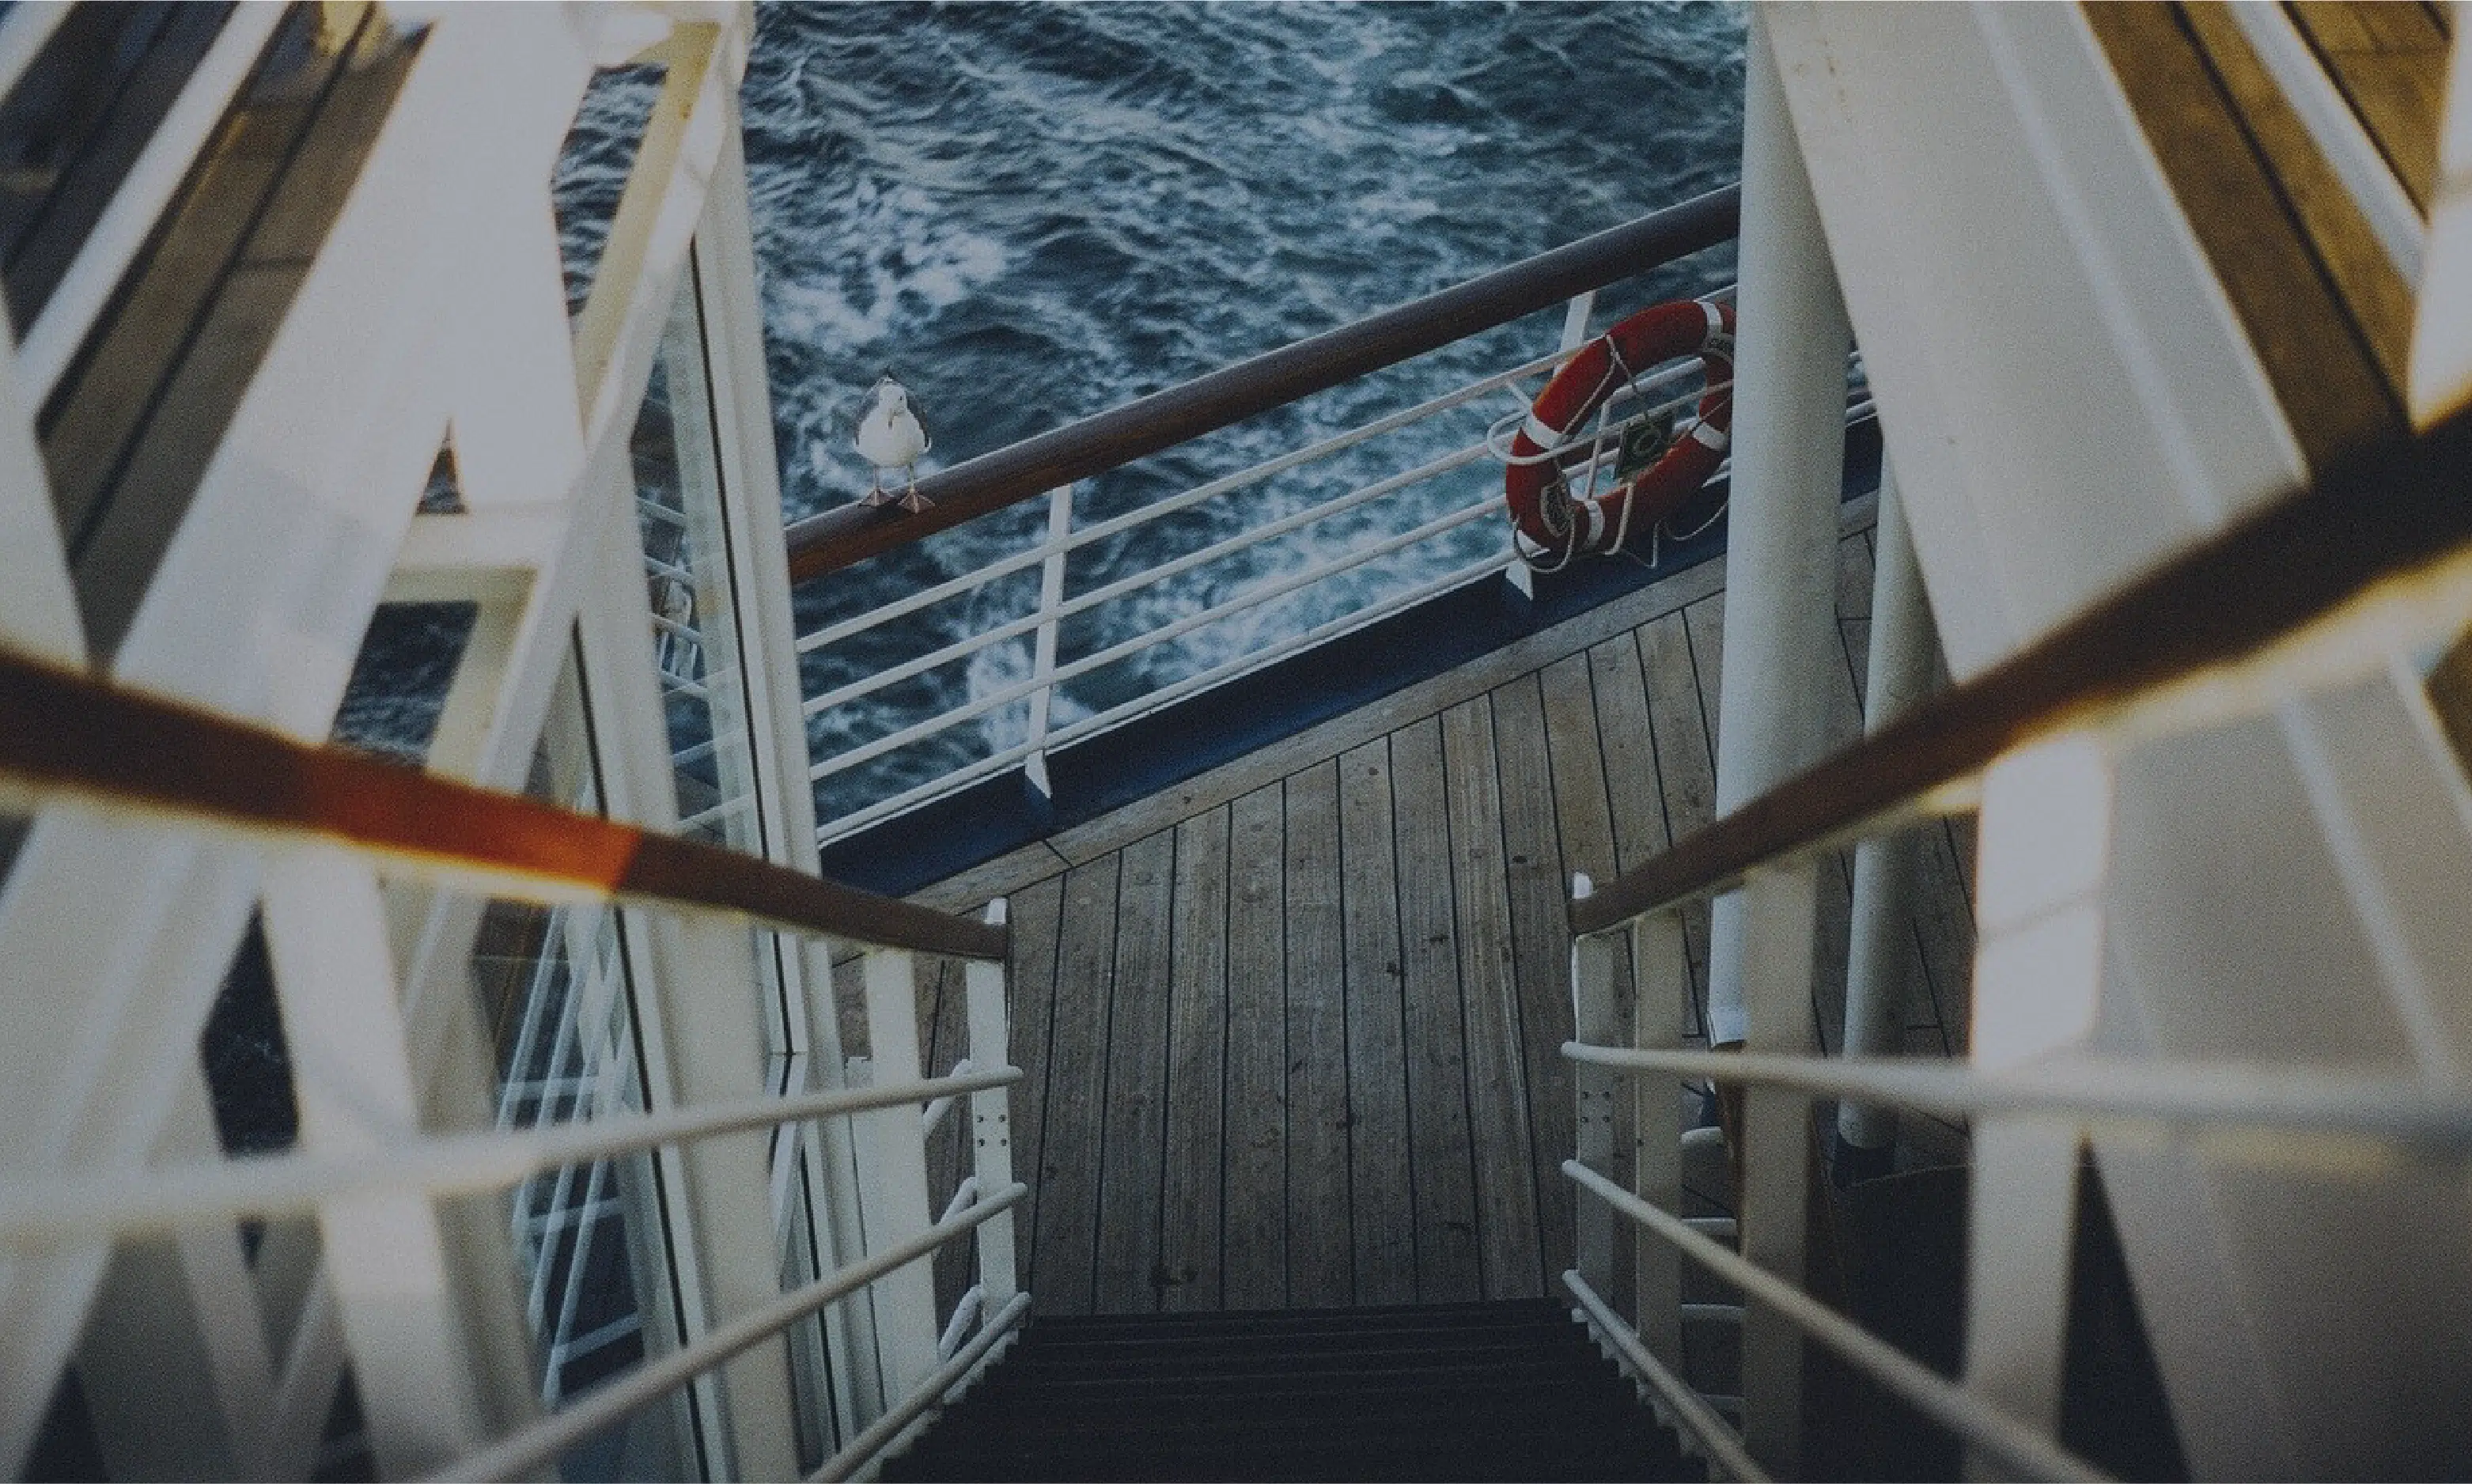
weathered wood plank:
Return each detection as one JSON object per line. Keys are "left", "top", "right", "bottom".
{"left": 1095, "top": 829, "right": 1175, "bottom": 1312}
{"left": 1537, "top": 651, "right": 1636, "bottom": 1316}
{"left": 1491, "top": 674, "right": 1577, "bottom": 1291}
{"left": 1387, "top": 715, "right": 1481, "bottom": 1302}
{"left": 1640, "top": 609, "right": 1717, "bottom": 1042}
{"left": 1004, "top": 874, "right": 1065, "bottom": 1297}
{"left": 1440, "top": 697, "right": 1542, "bottom": 1298}
{"left": 2084, "top": 2, "right": 2402, "bottom": 470}
{"left": 2290, "top": 0, "right": 2445, "bottom": 209}
{"left": 1589, "top": 634, "right": 1668, "bottom": 873}
{"left": 1222, "top": 782, "right": 1288, "bottom": 1309}
{"left": 1032, "top": 854, "right": 1119, "bottom": 1313}
{"left": 1539, "top": 653, "right": 1622, "bottom": 888}
{"left": 1683, "top": 595, "right": 1724, "bottom": 760}
{"left": 1160, "top": 808, "right": 1230, "bottom": 1311}
{"left": 1283, "top": 759, "right": 1353, "bottom": 1307}
{"left": 2179, "top": 2, "right": 2414, "bottom": 402}
{"left": 1338, "top": 736, "right": 1414, "bottom": 1305}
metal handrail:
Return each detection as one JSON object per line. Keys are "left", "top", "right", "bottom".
{"left": 782, "top": 186, "right": 1741, "bottom": 581}
{"left": 793, "top": 340, "right": 1596, "bottom": 657}
{"left": 0, "top": 1066, "right": 1024, "bottom": 1247}
{"left": 0, "top": 643, "right": 1009, "bottom": 960}
{"left": 1563, "top": 1270, "right": 1766, "bottom": 1482}
{"left": 1570, "top": 399, "right": 2472, "bottom": 937}
{"left": 1561, "top": 1043, "right": 2472, "bottom": 1162}
{"left": 1563, "top": 1162, "right": 2110, "bottom": 1482}
{"left": 813, "top": 1292, "right": 1032, "bottom": 1482}
{"left": 429, "top": 1182, "right": 1029, "bottom": 1483}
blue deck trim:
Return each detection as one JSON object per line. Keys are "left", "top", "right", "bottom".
{"left": 820, "top": 416, "right": 1881, "bottom": 899}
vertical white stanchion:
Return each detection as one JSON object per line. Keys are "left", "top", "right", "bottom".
{"left": 1024, "top": 485, "right": 1073, "bottom": 802}
{"left": 1709, "top": 9, "right": 1853, "bottom": 1475}
{"left": 261, "top": 845, "right": 490, "bottom": 1478}
{"left": 1570, "top": 875, "right": 1621, "bottom": 1300}
{"left": 1511, "top": 291, "right": 1599, "bottom": 603}
{"left": 1963, "top": 733, "right": 2111, "bottom": 1480}
{"left": 1632, "top": 908, "right": 1690, "bottom": 1372}
{"left": 858, "top": 948, "right": 943, "bottom": 1405}
{"left": 966, "top": 902, "right": 1020, "bottom": 1307}
{"left": 1838, "top": 456, "right": 1939, "bottom": 1160}
{"left": 1733, "top": 861, "right": 1823, "bottom": 1474}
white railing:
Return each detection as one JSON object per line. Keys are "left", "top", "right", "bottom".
{"left": 1552, "top": 409, "right": 2472, "bottom": 1478}
{"left": 801, "top": 287, "right": 1870, "bottom": 845}
{"left": 1558, "top": 848, "right": 2472, "bottom": 1482}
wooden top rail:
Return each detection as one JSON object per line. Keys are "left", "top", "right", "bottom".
{"left": 0, "top": 647, "right": 1010, "bottom": 961}
{"left": 1570, "top": 402, "right": 2472, "bottom": 938}
{"left": 783, "top": 184, "right": 1741, "bottom": 583}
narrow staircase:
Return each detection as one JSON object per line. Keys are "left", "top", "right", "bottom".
{"left": 880, "top": 1298, "right": 1705, "bottom": 1482}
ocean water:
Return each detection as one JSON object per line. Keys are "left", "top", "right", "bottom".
{"left": 554, "top": 2, "right": 1747, "bottom": 823}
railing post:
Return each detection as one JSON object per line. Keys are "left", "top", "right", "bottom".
{"left": 1710, "top": 10, "right": 1853, "bottom": 1475}
{"left": 1838, "top": 454, "right": 1938, "bottom": 1168}
{"left": 1509, "top": 291, "right": 1599, "bottom": 604}
{"left": 1023, "top": 484, "right": 1073, "bottom": 804}
{"left": 966, "top": 903, "right": 1020, "bottom": 1308}
{"left": 1631, "top": 907, "right": 1690, "bottom": 1372}
{"left": 1570, "top": 875, "right": 1621, "bottom": 1300}
{"left": 857, "top": 948, "right": 943, "bottom": 1406}
{"left": 1961, "top": 734, "right": 2110, "bottom": 1478}
{"left": 1735, "top": 863, "right": 1822, "bottom": 1474}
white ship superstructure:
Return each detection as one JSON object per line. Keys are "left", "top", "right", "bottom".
{"left": 0, "top": 3, "right": 2466, "bottom": 1479}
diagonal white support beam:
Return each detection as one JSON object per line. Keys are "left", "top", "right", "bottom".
{"left": 263, "top": 844, "right": 490, "bottom": 1477}
{"left": 1961, "top": 733, "right": 2112, "bottom": 1479}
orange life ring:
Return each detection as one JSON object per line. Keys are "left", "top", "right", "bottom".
{"left": 1505, "top": 299, "right": 1734, "bottom": 559}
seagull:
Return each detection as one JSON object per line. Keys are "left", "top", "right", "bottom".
{"left": 856, "top": 376, "right": 933, "bottom": 513}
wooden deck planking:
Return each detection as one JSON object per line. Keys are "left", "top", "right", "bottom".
{"left": 1158, "top": 809, "right": 1231, "bottom": 1311}
{"left": 1029, "top": 855, "right": 1119, "bottom": 1313}
{"left": 1221, "top": 783, "right": 1289, "bottom": 1308}
{"left": 1440, "top": 696, "right": 1544, "bottom": 1299}
{"left": 950, "top": 521, "right": 1990, "bottom": 1312}
{"left": 1386, "top": 716, "right": 1483, "bottom": 1301}
{"left": 1338, "top": 738, "right": 1417, "bottom": 1306}
{"left": 1094, "top": 830, "right": 1175, "bottom": 1312}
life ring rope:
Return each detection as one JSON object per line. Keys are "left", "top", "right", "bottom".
{"left": 1494, "top": 297, "right": 1736, "bottom": 572}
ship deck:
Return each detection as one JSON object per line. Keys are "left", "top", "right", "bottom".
{"left": 880, "top": 494, "right": 1978, "bottom": 1316}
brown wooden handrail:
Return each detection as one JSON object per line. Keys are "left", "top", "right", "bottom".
{"left": 1569, "top": 401, "right": 2472, "bottom": 937}
{"left": 0, "top": 649, "right": 1009, "bottom": 961}
{"left": 783, "top": 185, "right": 1741, "bottom": 583}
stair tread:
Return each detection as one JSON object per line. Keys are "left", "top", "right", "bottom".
{"left": 884, "top": 1302, "right": 1699, "bottom": 1483}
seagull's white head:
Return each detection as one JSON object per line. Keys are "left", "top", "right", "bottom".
{"left": 872, "top": 376, "right": 908, "bottom": 416}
